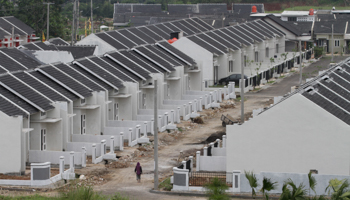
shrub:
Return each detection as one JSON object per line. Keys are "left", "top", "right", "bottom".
{"left": 204, "top": 177, "right": 230, "bottom": 200}
{"left": 314, "top": 47, "right": 323, "bottom": 58}
{"left": 159, "top": 177, "right": 173, "bottom": 191}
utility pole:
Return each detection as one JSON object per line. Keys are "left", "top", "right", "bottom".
{"left": 240, "top": 50, "right": 244, "bottom": 123}
{"left": 153, "top": 79, "right": 159, "bottom": 190}
{"left": 43, "top": 2, "right": 54, "bottom": 41}
{"left": 77, "top": 1, "right": 79, "bottom": 40}
{"left": 331, "top": 24, "right": 334, "bottom": 62}
{"left": 91, "top": 0, "right": 93, "bottom": 34}
{"left": 299, "top": 39, "right": 302, "bottom": 86}
{"left": 71, "top": 0, "right": 76, "bottom": 45}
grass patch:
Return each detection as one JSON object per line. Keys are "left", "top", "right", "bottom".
{"left": 235, "top": 97, "right": 247, "bottom": 102}
{"left": 0, "top": 195, "right": 59, "bottom": 200}
{"left": 158, "top": 177, "right": 173, "bottom": 191}
{"left": 268, "top": 81, "right": 275, "bottom": 84}
{"left": 177, "top": 127, "right": 183, "bottom": 132}
{"left": 285, "top": 6, "right": 350, "bottom": 11}
{"left": 290, "top": 70, "right": 296, "bottom": 73}
{"left": 252, "top": 87, "right": 261, "bottom": 91}
{"left": 279, "top": 75, "right": 285, "bottom": 79}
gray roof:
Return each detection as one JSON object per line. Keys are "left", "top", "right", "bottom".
{"left": 0, "top": 16, "right": 35, "bottom": 37}
{"left": 55, "top": 45, "right": 96, "bottom": 59}
{"left": 313, "top": 21, "right": 349, "bottom": 34}
{"left": 0, "top": 48, "right": 42, "bottom": 72}
{"left": 48, "top": 37, "right": 70, "bottom": 45}
{"left": 263, "top": 15, "right": 303, "bottom": 36}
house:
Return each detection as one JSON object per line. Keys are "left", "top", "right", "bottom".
{"left": 0, "top": 16, "right": 38, "bottom": 48}
{"left": 226, "top": 58, "right": 350, "bottom": 177}
{"left": 280, "top": 10, "right": 316, "bottom": 22}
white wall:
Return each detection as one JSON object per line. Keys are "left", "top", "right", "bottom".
{"left": 75, "top": 34, "right": 115, "bottom": 56}
{"left": 33, "top": 51, "right": 74, "bottom": 64}
{"left": 0, "top": 112, "right": 23, "bottom": 174}
{"left": 172, "top": 38, "right": 212, "bottom": 86}
{"left": 226, "top": 94, "right": 350, "bottom": 175}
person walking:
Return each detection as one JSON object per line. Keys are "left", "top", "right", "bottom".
{"left": 134, "top": 162, "right": 142, "bottom": 183}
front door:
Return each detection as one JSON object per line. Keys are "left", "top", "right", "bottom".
{"left": 41, "top": 129, "right": 46, "bottom": 151}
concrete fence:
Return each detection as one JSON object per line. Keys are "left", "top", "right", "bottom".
{"left": 72, "top": 134, "right": 117, "bottom": 151}
{"left": 0, "top": 155, "right": 76, "bottom": 187}
{"left": 29, "top": 150, "right": 83, "bottom": 167}
{"left": 196, "top": 137, "right": 226, "bottom": 172}
{"left": 66, "top": 142, "right": 101, "bottom": 157}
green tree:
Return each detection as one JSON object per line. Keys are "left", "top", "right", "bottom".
{"left": 203, "top": 177, "right": 230, "bottom": 200}
{"left": 260, "top": 177, "right": 277, "bottom": 200}
{"left": 325, "top": 179, "right": 350, "bottom": 200}
{"left": 279, "top": 179, "right": 307, "bottom": 200}
{"left": 245, "top": 170, "right": 259, "bottom": 199}
{"left": 308, "top": 171, "right": 317, "bottom": 196}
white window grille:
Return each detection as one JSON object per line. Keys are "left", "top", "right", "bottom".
{"left": 41, "top": 129, "right": 46, "bottom": 151}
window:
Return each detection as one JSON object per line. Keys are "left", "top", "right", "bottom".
{"left": 276, "top": 44, "right": 279, "bottom": 54}
{"left": 244, "top": 56, "right": 247, "bottom": 67}
{"left": 114, "top": 103, "right": 118, "bottom": 120}
{"left": 266, "top": 48, "right": 269, "bottom": 58}
{"left": 288, "top": 17, "right": 297, "bottom": 21}
{"left": 229, "top": 60, "right": 233, "bottom": 72}
{"left": 142, "top": 93, "right": 146, "bottom": 108}
{"left": 81, "top": 114, "right": 86, "bottom": 134}
{"left": 254, "top": 52, "right": 258, "bottom": 62}
{"left": 41, "top": 129, "right": 46, "bottom": 151}
{"left": 81, "top": 98, "right": 86, "bottom": 105}
{"left": 335, "top": 40, "right": 340, "bottom": 47}
{"left": 40, "top": 112, "right": 46, "bottom": 117}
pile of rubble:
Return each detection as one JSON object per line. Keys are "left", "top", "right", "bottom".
{"left": 220, "top": 100, "right": 236, "bottom": 109}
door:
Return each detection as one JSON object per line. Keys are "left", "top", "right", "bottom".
{"left": 81, "top": 114, "right": 86, "bottom": 135}
{"left": 41, "top": 129, "right": 46, "bottom": 151}
{"left": 114, "top": 103, "right": 119, "bottom": 120}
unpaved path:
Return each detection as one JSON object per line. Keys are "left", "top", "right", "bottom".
{"left": 89, "top": 97, "right": 272, "bottom": 200}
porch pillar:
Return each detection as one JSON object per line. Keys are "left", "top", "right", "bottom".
{"left": 196, "top": 151, "right": 200, "bottom": 171}
{"left": 59, "top": 156, "right": 64, "bottom": 174}
{"left": 101, "top": 140, "right": 106, "bottom": 156}
{"left": 69, "top": 151, "right": 74, "bottom": 173}
{"left": 110, "top": 136, "right": 115, "bottom": 154}
{"left": 82, "top": 147, "right": 86, "bottom": 167}
{"left": 136, "top": 125, "right": 141, "bottom": 140}
{"left": 158, "top": 115, "right": 162, "bottom": 130}
{"left": 182, "top": 161, "right": 186, "bottom": 169}
{"left": 223, "top": 135, "right": 226, "bottom": 148}
{"left": 151, "top": 118, "right": 154, "bottom": 134}
{"left": 176, "top": 107, "right": 181, "bottom": 123}
{"left": 119, "top": 133, "right": 124, "bottom": 151}
{"left": 199, "top": 97, "right": 203, "bottom": 111}
{"left": 92, "top": 144, "right": 96, "bottom": 163}
{"left": 189, "top": 156, "right": 193, "bottom": 172}
{"left": 183, "top": 104, "right": 187, "bottom": 119}
{"left": 128, "top": 128, "right": 132, "bottom": 146}
{"left": 170, "top": 110, "right": 175, "bottom": 124}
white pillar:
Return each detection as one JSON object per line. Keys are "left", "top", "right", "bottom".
{"left": 216, "top": 139, "right": 220, "bottom": 148}
{"left": 219, "top": 89, "right": 222, "bottom": 102}
{"left": 193, "top": 100, "right": 197, "bottom": 113}
{"left": 203, "top": 147, "right": 208, "bottom": 156}
{"left": 82, "top": 146, "right": 86, "bottom": 167}
{"left": 224, "top": 86, "right": 227, "bottom": 95}
{"left": 223, "top": 135, "right": 226, "bottom": 148}
{"left": 199, "top": 97, "right": 203, "bottom": 111}
{"left": 143, "top": 122, "right": 147, "bottom": 136}
{"left": 183, "top": 104, "right": 187, "bottom": 119}
{"left": 151, "top": 118, "right": 154, "bottom": 134}
{"left": 101, "top": 140, "right": 106, "bottom": 156}
{"left": 189, "top": 156, "right": 193, "bottom": 171}
{"left": 196, "top": 151, "right": 200, "bottom": 171}
{"left": 176, "top": 107, "right": 181, "bottom": 123}
{"left": 110, "top": 136, "right": 115, "bottom": 154}
{"left": 136, "top": 125, "right": 141, "bottom": 139}
{"left": 69, "top": 151, "right": 74, "bottom": 173}
{"left": 170, "top": 110, "right": 175, "bottom": 124}
{"left": 158, "top": 115, "right": 162, "bottom": 129}
{"left": 92, "top": 144, "right": 96, "bottom": 163}
{"left": 182, "top": 161, "right": 186, "bottom": 169}
{"left": 164, "top": 112, "right": 169, "bottom": 125}
{"left": 59, "top": 156, "right": 64, "bottom": 174}
{"left": 209, "top": 92, "right": 213, "bottom": 104}
{"left": 189, "top": 102, "right": 192, "bottom": 114}
{"left": 119, "top": 133, "right": 124, "bottom": 151}
{"left": 128, "top": 128, "right": 132, "bottom": 146}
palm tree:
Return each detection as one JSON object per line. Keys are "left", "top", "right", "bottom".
{"left": 328, "top": 179, "right": 350, "bottom": 200}
{"left": 308, "top": 171, "right": 317, "bottom": 196}
{"left": 260, "top": 177, "right": 277, "bottom": 199}
{"left": 203, "top": 177, "right": 229, "bottom": 200}
{"left": 245, "top": 170, "right": 259, "bottom": 199}
{"left": 325, "top": 179, "right": 345, "bottom": 196}
{"left": 279, "top": 179, "right": 307, "bottom": 200}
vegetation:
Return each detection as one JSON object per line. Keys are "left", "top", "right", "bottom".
{"left": 245, "top": 171, "right": 259, "bottom": 199}
{"left": 261, "top": 177, "right": 278, "bottom": 200}
{"left": 158, "top": 177, "right": 173, "bottom": 191}
{"left": 203, "top": 177, "right": 230, "bottom": 200}
{"left": 308, "top": 171, "right": 317, "bottom": 196}
{"left": 279, "top": 179, "right": 308, "bottom": 200}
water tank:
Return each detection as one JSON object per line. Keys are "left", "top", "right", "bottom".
{"left": 252, "top": 6, "right": 257, "bottom": 13}
{"left": 168, "top": 39, "right": 173, "bottom": 44}
{"left": 309, "top": 8, "right": 314, "bottom": 15}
